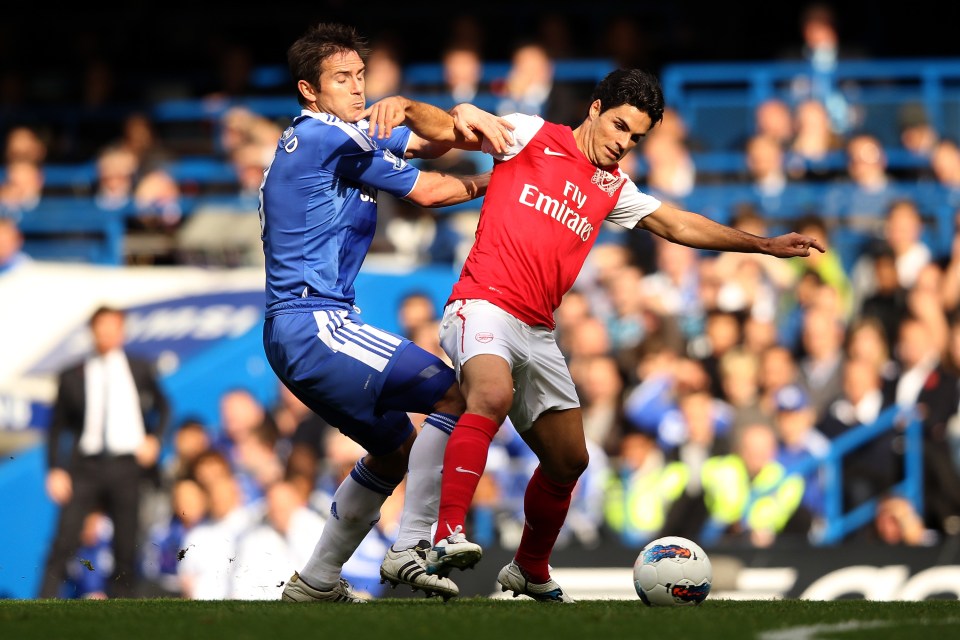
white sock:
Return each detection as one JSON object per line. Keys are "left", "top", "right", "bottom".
{"left": 300, "top": 459, "right": 395, "bottom": 589}
{"left": 392, "top": 414, "right": 455, "bottom": 550}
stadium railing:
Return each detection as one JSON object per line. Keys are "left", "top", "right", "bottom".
{"left": 14, "top": 176, "right": 958, "bottom": 268}
{"left": 786, "top": 405, "right": 924, "bottom": 546}
{"left": 660, "top": 57, "right": 960, "bottom": 152}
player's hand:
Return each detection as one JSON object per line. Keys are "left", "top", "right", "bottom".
{"left": 46, "top": 468, "right": 72, "bottom": 505}
{"left": 361, "top": 96, "right": 409, "bottom": 139}
{"left": 450, "top": 103, "right": 515, "bottom": 154}
{"left": 765, "top": 232, "right": 826, "bottom": 258}
{"left": 136, "top": 434, "right": 162, "bottom": 468}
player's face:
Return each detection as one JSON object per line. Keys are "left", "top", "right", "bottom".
{"left": 585, "top": 102, "right": 654, "bottom": 166}
{"left": 315, "top": 50, "right": 366, "bottom": 122}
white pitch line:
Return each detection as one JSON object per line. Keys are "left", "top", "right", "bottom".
{"left": 759, "top": 617, "right": 960, "bottom": 640}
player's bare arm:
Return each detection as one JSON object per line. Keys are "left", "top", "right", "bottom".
{"left": 404, "top": 169, "right": 492, "bottom": 208}
{"left": 361, "top": 97, "right": 514, "bottom": 155}
{"left": 637, "top": 203, "right": 826, "bottom": 257}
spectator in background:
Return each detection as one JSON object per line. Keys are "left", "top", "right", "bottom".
{"left": 665, "top": 421, "right": 808, "bottom": 548}
{"left": 930, "top": 138, "right": 960, "bottom": 215}
{"left": 595, "top": 263, "right": 650, "bottom": 355}
{"left": 845, "top": 316, "right": 899, "bottom": 393}
{"left": 788, "top": 98, "right": 845, "bottom": 180}
{"left": 711, "top": 205, "right": 797, "bottom": 322}
{"left": 364, "top": 41, "right": 403, "bottom": 102}
{"left": 824, "top": 133, "right": 904, "bottom": 224}
{"left": 785, "top": 213, "right": 854, "bottom": 320}
{"left": 140, "top": 477, "right": 208, "bottom": 597}
{"left": 781, "top": 2, "right": 865, "bottom": 136}
{"left": 888, "top": 314, "right": 960, "bottom": 535}
{"left": 753, "top": 98, "right": 795, "bottom": 149}
{"left": 210, "top": 387, "right": 277, "bottom": 505}
{"left": 117, "top": 112, "right": 175, "bottom": 174}
{"left": 818, "top": 356, "right": 897, "bottom": 511}
{"left": 772, "top": 384, "right": 830, "bottom": 520}
{"left": 63, "top": 511, "right": 113, "bottom": 599}
{"left": 855, "top": 245, "right": 909, "bottom": 356}
{"left": 269, "top": 383, "right": 330, "bottom": 499}
{"left": 743, "top": 133, "right": 794, "bottom": 219}
{"left": 396, "top": 290, "right": 438, "bottom": 339}
{"left": 882, "top": 199, "right": 934, "bottom": 290}
{"left": 4, "top": 125, "right": 48, "bottom": 165}
{"left": 718, "top": 346, "right": 772, "bottom": 435}
{"left": 442, "top": 44, "right": 483, "bottom": 104}
{"left": 870, "top": 494, "right": 938, "bottom": 546}
{"left": 797, "top": 305, "right": 847, "bottom": 417}
{"left": 159, "top": 418, "right": 212, "bottom": 489}
{"left": 309, "top": 430, "right": 399, "bottom": 599}
{"left": 0, "top": 214, "right": 30, "bottom": 275}
{"left": 230, "top": 480, "right": 327, "bottom": 600}
{"left": 40, "top": 305, "right": 171, "bottom": 599}
{"left": 176, "top": 139, "right": 270, "bottom": 267}
{"left": 639, "top": 235, "right": 705, "bottom": 343}
{"left": 379, "top": 195, "right": 462, "bottom": 267}
{"left": 640, "top": 127, "right": 696, "bottom": 203}
{"left": 494, "top": 41, "right": 584, "bottom": 127}
{"left": 93, "top": 145, "right": 138, "bottom": 212}
{"left": 188, "top": 448, "right": 234, "bottom": 493}
{"left": 127, "top": 168, "right": 183, "bottom": 264}
{"left": 0, "top": 158, "right": 44, "bottom": 216}
{"left": 692, "top": 309, "right": 743, "bottom": 400}
{"left": 569, "top": 353, "right": 627, "bottom": 456}
{"left": 895, "top": 103, "right": 939, "bottom": 178}
{"left": 177, "top": 472, "right": 262, "bottom": 600}
{"left": 758, "top": 342, "right": 802, "bottom": 416}
{"left": 604, "top": 424, "right": 688, "bottom": 547}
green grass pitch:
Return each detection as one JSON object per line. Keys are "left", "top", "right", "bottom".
{"left": 2, "top": 598, "right": 958, "bottom": 640}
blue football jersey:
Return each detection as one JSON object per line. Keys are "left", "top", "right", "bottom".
{"left": 260, "top": 110, "right": 419, "bottom": 313}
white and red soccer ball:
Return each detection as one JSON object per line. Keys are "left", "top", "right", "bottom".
{"left": 633, "top": 536, "right": 713, "bottom": 606}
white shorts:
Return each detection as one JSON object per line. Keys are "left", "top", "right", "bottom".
{"left": 439, "top": 299, "right": 580, "bottom": 432}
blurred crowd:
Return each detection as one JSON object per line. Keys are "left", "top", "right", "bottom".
{"left": 5, "top": 3, "right": 960, "bottom": 599}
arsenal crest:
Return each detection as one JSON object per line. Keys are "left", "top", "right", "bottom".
{"left": 591, "top": 167, "right": 624, "bottom": 196}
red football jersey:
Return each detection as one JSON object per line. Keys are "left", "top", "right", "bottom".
{"left": 448, "top": 114, "right": 661, "bottom": 329}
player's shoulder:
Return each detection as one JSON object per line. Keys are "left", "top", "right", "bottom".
{"left": 294, "top": 112, "right": 376, "bottom": 150}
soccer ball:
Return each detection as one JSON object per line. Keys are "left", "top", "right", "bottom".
{"left": 633, "top": 535, "right": 712, "bottom": 606}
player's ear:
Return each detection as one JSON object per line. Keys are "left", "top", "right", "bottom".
{"left": 589, "top": 99, "right": 602, "bottom": 120}
{"left": 298, "top": 80, "right": 318, "bottom": 103}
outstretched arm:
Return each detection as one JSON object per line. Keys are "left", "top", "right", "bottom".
{"left": 361, "top": 97, "right": 514, "bottom": 157}
{"left": 405, "top": 169, "right": 492, "bottom": 208}
{"left": 637, "top": 203, "right": 826, "bottom": 257}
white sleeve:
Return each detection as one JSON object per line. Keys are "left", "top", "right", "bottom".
{"left": 480, "top": 113, "right": 545, "bottom": 161}
{"left": 605, "top": 172, "right": 662, "bottom": 228}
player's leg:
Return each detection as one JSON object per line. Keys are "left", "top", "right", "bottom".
{"left": 426, "top": 300, "right": 519, "bottom": 576}
{"left": 498, "top": 330, "right": 585, "bottom": 603}
{"left": 377, "top": 342, "right": 463, "bottom": 551}
{"left": 104, "top": 456, "right": 143, "bottom": 598}
{"left": 374, "top": 342, "right": 463, "bottom": 598}
{"left": 265, "top": 310, "right": 408, "bottom": 602}
{"left": 38, "top": 461, "right": 100, "bottom": 598}
{"left": 434, "top": 301, "right": 517, "bottom": 547}
{"left": 290, "top": 409, "right": 412, "bottom": 603}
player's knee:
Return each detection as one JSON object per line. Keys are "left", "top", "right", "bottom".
{"left": 433, "top": 382, "right": 466, "bottom": 416}
{"left": 544, "top": 450, "right": 589, "bottom": 484}
{"left": 463, "top": 380, "right": 513, "bottom": 422}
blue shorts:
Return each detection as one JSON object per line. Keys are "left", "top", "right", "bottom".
{"left": 263, "top": 307, "right": 456, "bottom": 456}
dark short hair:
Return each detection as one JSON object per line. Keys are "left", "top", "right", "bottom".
{"left": 89, "top": 305, "right": 124, "bottom": 325}
{"left": 590, "top": 69, "right": 665, "bottom": 126}
{"left": 287, "top": 22, "right": 369, "bottom": 107}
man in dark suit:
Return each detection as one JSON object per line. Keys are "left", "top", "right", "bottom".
{"left": 39, "top": 305, "right": 171, "bottom": 598}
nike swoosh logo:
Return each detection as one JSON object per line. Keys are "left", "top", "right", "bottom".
{"left": 455, "top": 466, "right": 481, "bottom": 477}
{"left": 543, "top": 147, "right": 566, "bottom": 157}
